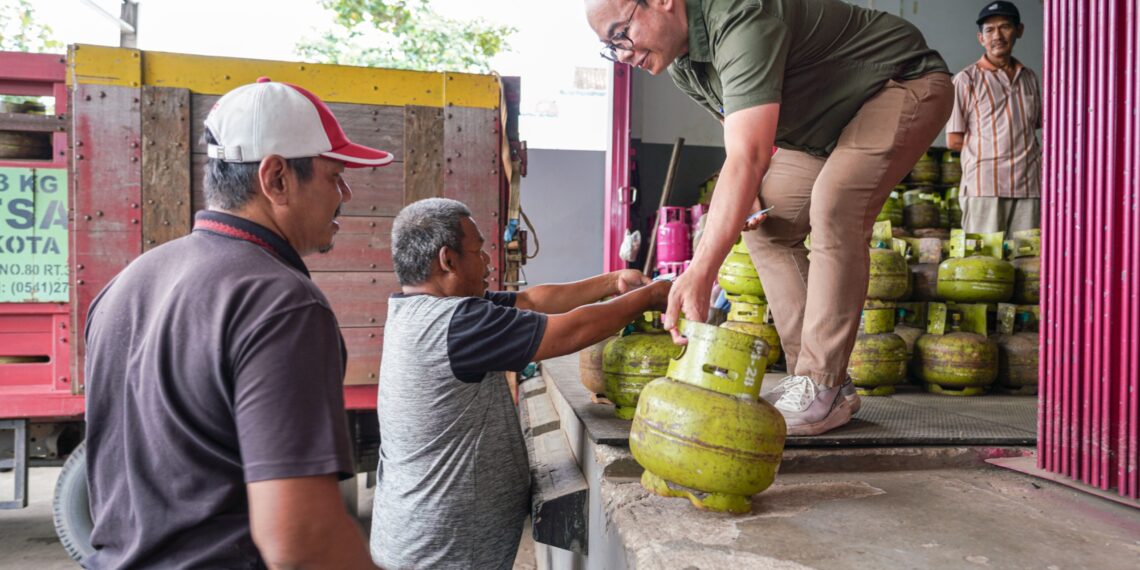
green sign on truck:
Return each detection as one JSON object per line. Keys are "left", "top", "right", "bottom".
{"left": 0, "top": 167, "right": 69, "bottom": 303}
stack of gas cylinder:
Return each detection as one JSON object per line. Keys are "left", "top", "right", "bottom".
{"left": 717, "top": 239, "right": 783, "bottom": 370}
{"left": 849, "top": 224, "right": 911, "bottom": 396}
{"left": 887, "top": 149, "right": 962, "bottom": 240}
{"left": 854, "top": 211, "right": 1041, "bottom": 396}
{"left": 849, "top": 145, "right": 1041, "bottom": 398}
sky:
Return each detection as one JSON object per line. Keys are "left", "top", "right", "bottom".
{"left": 25, "top": 0, "right": 611, "bottom": 149}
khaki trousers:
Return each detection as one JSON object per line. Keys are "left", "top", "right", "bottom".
{"left": 742, "top": 73, "right": 954, "bottom": 387}
{"left": 959, "top": 195, "right": 1041, "bottom": 235}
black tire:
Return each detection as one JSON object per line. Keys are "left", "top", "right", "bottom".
{"left": 53, "top": 440, "right": 95, "bottom": 564}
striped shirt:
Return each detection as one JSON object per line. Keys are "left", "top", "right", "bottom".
{"left": 947, "top": 56, "right": 1042, "bottom": 198}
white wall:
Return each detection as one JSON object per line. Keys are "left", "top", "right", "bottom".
{"left": 632, "top": 72, "right": 725, "bottom": 147}
{"left": 519, "top": 149, "right": 607, "bottom": 285}
{"left": 874, "top": 0, "right": 1044, "bottom": 77}
{"left": 631, "top": 0, "right": 1046, "bottom": 147}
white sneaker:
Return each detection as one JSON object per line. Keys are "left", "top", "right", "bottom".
{"left": 765, "top": 375, "right": 861, "bottom": 414}
{"left": 839, "top": 377, "right": 862, "bottom": 415}
{"left": 772, "top": 376, "right": 860, "bottom": 436}
{"left": 760, "top": 375, "right": 797, "bottom": 404}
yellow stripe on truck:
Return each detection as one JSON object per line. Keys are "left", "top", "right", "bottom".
{"left": 68, "top": 44, "right": 500, "bottom": 109}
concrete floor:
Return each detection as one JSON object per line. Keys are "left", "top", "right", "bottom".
{"left": 601, "top": 464, "right": 1140, "bottom": 569}
{"left": 0, "top": 468, "right": 537, "bottom": 569}
{"left": 5, "top": 463, "right": 1138, "bottom": 569}
{"left": 0, "top": 467, "right": 76, "bottom": 570}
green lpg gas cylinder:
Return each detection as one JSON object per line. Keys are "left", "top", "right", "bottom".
{"left": 580, "top": 336, "right": 618, "bottom": 395}
{"left": 937, "top": 231, "right": 1015, "bottom": 303}
{"left": 848, "top": 309, "right": 908, "bottom": 396}
{"left": 1009, "top": 231, "right": 1041, "bottom": 304}
{"left": 868, "top": 246, "right": 909, "bottom": 301}
{"left": 699, "top": 172, "right": 718, "bottom": 205}
{"left": 915, "top": 333, "right": 998, "bottom": 396}
{"left": 630, "top": 321, "right": 785, "bottom": 515}
{"left": 945, "top": 186, "right": 962, "bottom": 228}
{"left": 915, "top": 308, "right": 998, "bottom": 396}
{"left": 938, "top": 255, "right": 1015, "bottom": 302}
{"left": 994, "top": 332, "right": 1039, "bottom": 395}
{"left": 1011, "top": 257, "right": 1040, "bottom": 304}
{"left": 903, "top": 189, "right": 941, "bottom": 229}
{"left": 603, "top": 314, "right": 678, "bottom": 419}
{"left": 718, "top": 239, "right": 765, "bottom": 300}
{"left": 942, "top": 152, "right": 962, "bottom": 185}
{"left": 876, "top": 190, "right": 905, "bottom": 227}
{"left": 909, "top": 151, "right": 940, "bottom": 185}
{"left": 721, "top": 300, "right": 781, "bottom": 369}
{"left": 993, "top": 304, "right": 1039, "bottom": 394}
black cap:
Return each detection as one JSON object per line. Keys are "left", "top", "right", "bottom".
{"left": 976, "top": 1, "right": 1021, "bottom": 26}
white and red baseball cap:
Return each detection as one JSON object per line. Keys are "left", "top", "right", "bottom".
{"left": 204, "top": 77, "right": 393, "bottom": 168}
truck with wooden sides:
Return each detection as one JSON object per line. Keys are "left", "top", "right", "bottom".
{"left": 0, "top": 45, "right": 525, "bottom": 560}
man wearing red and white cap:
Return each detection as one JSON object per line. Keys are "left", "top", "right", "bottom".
{"left": 83, "top": 79, "right": 386, "bottom": 569}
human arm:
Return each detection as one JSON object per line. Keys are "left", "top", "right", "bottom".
{"left": 946, "top": 72, "right": 970, "bottom": 152}
{"left": 662, "top": 103, "right": 779, "bottom": 343}
{"left": 249, "top": 476, "right": 380, "bottom": 570}
{"left": 515, "top": 269, "right": 650, "bottom": 313}
{"left": 660, "top": 4, "right": 786, "bottom": 342}
{"left": 1034, "top": 72, "right": 1043, "bottom": 130}
{"left": 531, "top": 280, "right": 671, "bottom": 361}
{"left": 233, "top": 305, "right": 373, "bottom": 567}
{"left": 946, "top": 132, "right": 965, "bottom": 151}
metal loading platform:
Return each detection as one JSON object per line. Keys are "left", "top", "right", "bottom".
{"left": 540, "top": 355, "right": 1037, "bottom": 449}
{"left": 517, "top": 355, "right": 1140, "bottom": 570}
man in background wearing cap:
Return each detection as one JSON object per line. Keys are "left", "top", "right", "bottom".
{"left": 83, "top": 79, "right": 389, "bottom": 569}
{"left": 947, "top": 1, "right": 1042, "bottom": 234}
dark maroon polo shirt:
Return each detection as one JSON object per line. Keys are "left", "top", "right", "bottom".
{"left": 83, "top": 210, "right": 353, "bottom": 569}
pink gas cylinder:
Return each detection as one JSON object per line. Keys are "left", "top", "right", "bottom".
{"left": 656, "top": 261, "right": 688, "bottom": 279}
{"left": 656, "top": 206, "right": 692, "bottom": 263}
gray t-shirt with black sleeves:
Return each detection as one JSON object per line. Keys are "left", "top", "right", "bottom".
{"left": 370, "top": 291, "right": 546, "bottom": 570}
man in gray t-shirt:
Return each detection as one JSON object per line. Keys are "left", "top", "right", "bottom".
{"left": 371, "top": 198, "right": 670, "bottom": 569}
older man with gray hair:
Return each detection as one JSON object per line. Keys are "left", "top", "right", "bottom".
{"left": 370, "top": 197, "right": 669, "bottom": 569}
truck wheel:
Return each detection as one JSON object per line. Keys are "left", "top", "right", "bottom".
{"left": 53, "top": 441, "right": 95, "bottom": 564}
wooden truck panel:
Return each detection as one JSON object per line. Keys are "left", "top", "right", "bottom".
{"left": 2, "top": 46, "right": 514, "bottom": 418}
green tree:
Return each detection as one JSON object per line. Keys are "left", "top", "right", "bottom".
{"left": 296, "top": 0, "right": 514, "bottom": 73}
{"left": 0, "top": 0, "right": 63, "bottom": 53}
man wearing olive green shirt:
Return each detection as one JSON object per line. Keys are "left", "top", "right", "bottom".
{"left": 584, "top": 0, "right": 953, "bottom": 435}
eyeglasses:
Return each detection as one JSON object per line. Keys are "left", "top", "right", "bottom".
{"left": 599, "top": 1, "right": 640, "bottom": 63}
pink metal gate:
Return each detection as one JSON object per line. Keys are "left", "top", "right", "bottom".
{"left": 1041, "top": 0, "right": 1138, "bottom": 499}
{"left": 603, "top": 63, "right": 632, "bottom": 272}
